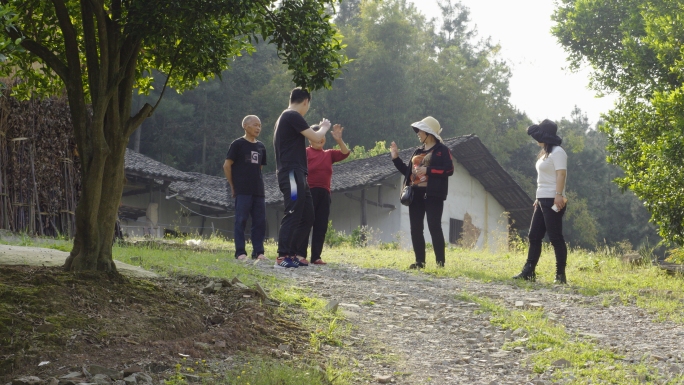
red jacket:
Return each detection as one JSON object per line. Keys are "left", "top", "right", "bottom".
{"left": 306, "top": 147, "right": 350, "bottom": 192}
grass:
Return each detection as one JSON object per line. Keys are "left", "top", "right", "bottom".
{"left": 321, "top": 243, "right": 684, "bottom": 324}
{"left": 456, "top": 292, "right": 684, "bottom": 384}
{"left": 164, "top": 356, "right": 353, "bottom": 385}
{"left": 4, "top": 233, "right": 684, "bottom": 384}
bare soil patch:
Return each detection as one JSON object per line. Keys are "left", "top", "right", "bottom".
{"left": 0, "top": 265, "right": 308, "bottom": 382}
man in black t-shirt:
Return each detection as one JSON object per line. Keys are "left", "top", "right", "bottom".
{"left": 223, "top": 115, "right": 268, "bottom": 261}
{"left": 273, "top": 87, "right": 332, "bottom": 268}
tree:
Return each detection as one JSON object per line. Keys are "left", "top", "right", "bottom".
{"left": 553, "top": 0, "right": 684, "bottom": 245}
{"left": 0, "top": 0, "right": 346, "bottom": 272}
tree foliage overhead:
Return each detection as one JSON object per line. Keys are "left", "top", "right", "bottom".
{"left": 553, "top": 0, "right": 684, "bottom": 245}
{"left": 0, "top": 0, "right": 347, "bottom": 272}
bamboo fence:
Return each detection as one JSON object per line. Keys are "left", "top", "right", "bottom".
{"left": 0, "top": 85, "right": 80, "bottom": 237}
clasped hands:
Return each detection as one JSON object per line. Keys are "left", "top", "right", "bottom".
{"left": 413, "top": 166, "right": 427, "bottom": 177}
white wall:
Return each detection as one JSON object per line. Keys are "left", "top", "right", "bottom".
{"left": 329, "top": 178, "right": 403, "bottom": 243}
{"left": 442, "top": 161, "right": 509, "bottom": 250}
{"left": 324, "top": 161, "right": 510, "bottom": 251}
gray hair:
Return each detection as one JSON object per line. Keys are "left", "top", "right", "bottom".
{"left": 242, "top": 115, "right": 259, "bottom": 127}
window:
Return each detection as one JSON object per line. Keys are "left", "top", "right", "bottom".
{"left": 449, "top": 218, "right": 464, "bottom": 244}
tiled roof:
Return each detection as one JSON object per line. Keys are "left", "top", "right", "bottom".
{"left": 328, "top": 136, "right": 471, "bottom": 193}
{"left": 447, "top": 135, "right": 533, "bottom": 228}
{"left": 124, "top": 149, "right": 193, "bottom": 182}
{"left": 325, "top": 135, "right": 533, "bottom": 227}
{"left": 129, "top": 135, "right": 532, "bottom": 227}
{"left": 169, "top": 172, "right": 231, "bottom": 210}
{"left": 263, "top": 135, "right": 531, "bottom": 227}
{"left": 167, "top": 172, "right": 281, "bottom": 211}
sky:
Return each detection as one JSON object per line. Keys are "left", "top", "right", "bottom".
{"left": 412, "top": 0, "right": 617, "bottom": 128}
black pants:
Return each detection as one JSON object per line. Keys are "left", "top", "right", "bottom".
{"left": 525, "top": 198, "right": 567, "bottom": 274}
{"left": 408, "top": 187, "right": 446, "bottom": 266}
{"left": 296, "top": 187, "right": 331, "bottom": 261}
{"left": 277, "top": 169, "right": 314, "bottom": 257}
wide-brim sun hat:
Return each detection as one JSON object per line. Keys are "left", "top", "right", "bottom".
{"left": 527, "top": 119, "right": 562, "bottom": 145}
{"left": 411, "top": 116, "right": 443, "bottom": 142}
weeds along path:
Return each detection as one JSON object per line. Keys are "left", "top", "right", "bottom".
{"left": 257, "top": 262, "right": 684, "bottom": 385}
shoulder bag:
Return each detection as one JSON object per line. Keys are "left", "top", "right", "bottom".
{"left": 400, "top": 184, "right": 413, "bottom": 206}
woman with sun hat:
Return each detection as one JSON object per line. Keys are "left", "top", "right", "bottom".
{"left": 390, "top": 116, "right": 454, "bottom": 269}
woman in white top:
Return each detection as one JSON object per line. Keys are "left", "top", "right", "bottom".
{"left": 513, "top": 119, "right": 568, "bottom": 284}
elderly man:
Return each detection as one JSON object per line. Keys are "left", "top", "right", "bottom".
{"left": 223, "top": 115, "right": 268, "bottom": 261}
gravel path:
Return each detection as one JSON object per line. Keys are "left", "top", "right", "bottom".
{"left": 259, "top": 262, "right": 684, "bottom": 385}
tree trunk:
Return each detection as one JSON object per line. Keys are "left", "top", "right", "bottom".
{"left": 63, "top": 141, "right": 126, "bottom": 273}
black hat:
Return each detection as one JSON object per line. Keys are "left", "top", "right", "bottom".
{"left": 527, "top": 119, "right": 562, "bottom": 145}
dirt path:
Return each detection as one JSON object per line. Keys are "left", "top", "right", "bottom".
{"left": 0, "top": 244, "right": 158, "bottom": 278}
{"left": 258, "top": 262, "right": 684, "bottom": 385}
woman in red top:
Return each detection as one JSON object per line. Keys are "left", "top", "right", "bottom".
{"left": 295, "top": 124, "right": 350, "bottom": 265}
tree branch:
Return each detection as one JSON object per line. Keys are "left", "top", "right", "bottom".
{"left": 50, "top": 0, "right": 82, "bottom": 82}
{"left": 87, "top": 0, "right": 112, "bottom": 95}
{"left": 81, "top": 0, "right": 101, "bottom": 105}
{"left": 0, "top": 2, "right": 69, "bottom": 80}
{"left": 17, "top": 37, "right": 69, "bottom": 81}
{"left": 125, "top": 103, "right": 153, "bottom": 137}
{"left": 124, "top": 45, "right": 177, "bottom": 137}
{"left": 111, "top": 0, "right": 122, "bottom": 25}
{"left": 119, "top": 41, "right": 142, "bottom": 132}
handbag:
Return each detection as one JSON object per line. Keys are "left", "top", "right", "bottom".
{"left": 400, "top": 185, "right": 413, "bottom": 206}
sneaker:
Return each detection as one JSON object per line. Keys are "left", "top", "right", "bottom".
{"left": 274, "top": 256, "right": 299, "bottom": 269}
{"left": 236, "top": 254, "right": 248, "bottom": 261}
{"left": 312, "top": 259, "right": 327, "bottom": 265}
{"left": 297, "top": 256, "right": 309, "bottom": 267}
{"left": 409, "top": 263, "right": 425, "bottom": 269}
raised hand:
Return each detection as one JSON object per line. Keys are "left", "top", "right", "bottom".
{"left": 390, "top": 141, "right": 399, "bottom": 159}
{"left": 331, "top": 124, "right": 344, "bottom": 141}
{"left": 319, "top": 118, "right": 331, "bottom": 131}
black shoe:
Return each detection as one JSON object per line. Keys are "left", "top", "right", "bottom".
{"left": 554, "top": 274, "right": 567, "bottom": 284}
{"left": 512, "top": 263, "right": 536, "bottom": 281}
{"left": 512, "top": 272, "right": 536, "bottom": 281}
{"left": 409, "top": 263, "right": 425, "bottom": 269}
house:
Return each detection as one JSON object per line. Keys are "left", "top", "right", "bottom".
{"left": 121, "top": 135, "right": 532, "bottom": 250}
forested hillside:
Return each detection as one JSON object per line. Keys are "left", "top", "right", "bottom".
{"left": 131, "top": 0, "right": 659, "bottom": 251}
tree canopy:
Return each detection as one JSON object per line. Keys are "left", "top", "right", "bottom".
{"left": 553, "top": 0, "right": 684, "bottom": 245}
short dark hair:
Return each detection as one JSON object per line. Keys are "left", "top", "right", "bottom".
{"left": 290, "top": 87, "right": 311, "bottom": 104}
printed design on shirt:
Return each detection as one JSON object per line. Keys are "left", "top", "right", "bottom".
{"left": 411, "top": 152, "right": 430, "bottom": 185}
{"left": 289, "top": 170, "right": 298, "bottom": 201}
{"left": 251, "top": 151, "right": 260, "bottom": 164}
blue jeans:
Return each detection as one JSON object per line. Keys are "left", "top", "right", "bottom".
{"left": 525, "top": 198, "right": 567, "bottom": 274}
{"left": 234, "top": 195, "right": 266, "bottom": 258}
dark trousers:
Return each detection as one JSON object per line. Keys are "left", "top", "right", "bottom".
{"left": 233, "top": 195, "right": 266, "bottom": 258}
{"left": 408, "top": 188, "right": 446, "bottom": 266}
{"left": 296, "top": 187, "right": 331, "bottom": 261}
{"left": 277, "top": 169, "right": 314, "bottom": 257}
{"left": 525, "top": 198, "right": 567, "bottom": 274}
